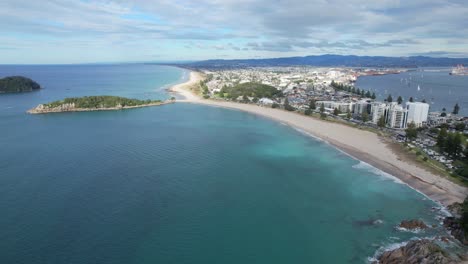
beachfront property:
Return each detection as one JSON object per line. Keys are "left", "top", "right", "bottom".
{"left": 406, "top": 102, "right": 430, "bottom": 127}
{"left": 202, "top": 67, "right": 433, "bottom": 130}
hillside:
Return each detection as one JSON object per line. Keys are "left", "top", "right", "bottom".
{"left": 0, "top": 76, "right": 41, "bottom": 93}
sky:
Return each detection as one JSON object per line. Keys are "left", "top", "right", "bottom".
{"left": 1, "top": 0, "right": 468, "bottom": 64}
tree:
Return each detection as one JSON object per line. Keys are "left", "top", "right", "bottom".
{"left": 409, "top": 97, "right": 414, "bottom": 102}
{"left": 309, "top": 99, "right": 316, "bottom": 110}
{"left": 242, "top": 95, "right": 249, "bottom": 102}
{"left": 284, "top": 97, "right": 294, "bottom": 111}
{"left": 362, "top": 111, "right": 369, "bottom": 122}
{"left": 405, "top": 122, "right": 418, "bottom": 141}
{"left": 365, "top": 91, "right": 371, "bottom": 98}
{"left": 377, "top": 115, "right": 386, "bottom": 128}
{"left": 356, "top": 88, "right": 361, "bottom": 95}
{"left": 320, "top": 103, "right": 325, "bottom": 113}
{"left": 305, "top": 109, "right": 312, "bottom": 116}
{"left": 421, "top": 98, "right": 426, "bottom": 103}
{"left": 397, "top": 96, "right": 403, "bottom": 104}
{"left": 333, "top": 108, "right": 341, "bottom": 116}
{"left": 272, "top": 103, "right": 280, "bottom": 108}
{"left": 371, "top": 92, "right": 376, "bottom": 100}
{"left": 455, "top": 123, "right": 466, "bottom": 131}
{"left": 453, "top": 103, "right": 460, "bottom": 115}
{"left": 346, "top": 109, "right": 351, "bottom": 119}
{"left": 437, "top": 128, "right": 447, "bottom": 149}
{"left": 386, "top": 95, "right": 393, "bottom": 103}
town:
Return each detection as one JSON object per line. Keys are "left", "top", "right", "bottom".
{"left": 196, "top": 66, "right": 468, "bottom": 179}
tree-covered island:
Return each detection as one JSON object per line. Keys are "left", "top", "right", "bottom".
{"left": 28, "top": 95, "right": 173, "bottom": 114}
{"left": 0, "top": 76, "right": 41, "bottom": 93}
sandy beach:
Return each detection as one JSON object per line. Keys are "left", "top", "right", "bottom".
{"left": 171, "top": 71, "right": 468, "bottom": 206}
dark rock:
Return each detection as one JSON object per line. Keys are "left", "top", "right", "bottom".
{"left": 399, "top": 219, "right": 428, "bottom": 230}
{"left": 444, "top": 217, "right": 468, "bottom": 245}
{"left": 377, "top": 239, "right": 456, "bottom": 264}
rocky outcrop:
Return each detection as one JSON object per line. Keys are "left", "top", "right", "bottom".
{"left": 399, "top": 219, "right": 428, "bottom": 230}
{"left": 444, "top": 217, "right": 468, "bottom": 245}
{"left": 376, "top": 239, "right": 456, "bottom": 264}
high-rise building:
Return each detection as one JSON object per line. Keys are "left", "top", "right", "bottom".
{"left": 405, "top": 102, "right": 429, "bottom": 127}
{"left": 387, "top": 103, "right": 408, "bottom": 128}
{"left": 371, "top": 102, "right": 388, "bottom": 124}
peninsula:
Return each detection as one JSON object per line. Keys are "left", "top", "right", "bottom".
{"left": 28, "top": 95, "right": 173, "bottom": 114}
{"left": 0, "top": 76, "right": 41, "bottom": 93}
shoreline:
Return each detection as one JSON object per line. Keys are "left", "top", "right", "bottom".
{"left": 27, "top": 101, "right": 173, "bottom": 114}
{"left": 170, "top": 70, "right": 468, "bottom": 206}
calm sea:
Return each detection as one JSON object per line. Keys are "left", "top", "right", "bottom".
{"left": 356, "top": 68, "right": 468, "bottom": 116}
{"left": 0, "top": 64, "right": 449, "bottom": 263}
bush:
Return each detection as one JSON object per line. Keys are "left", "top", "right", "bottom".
{"left": 304, "top": 109, "right": 312, "bottom": 116}
{"left": 423, "top": 157, "right": 428, "bottom": 161}
{"left": 272, "top": 103, "right": 280, "bottom": 109}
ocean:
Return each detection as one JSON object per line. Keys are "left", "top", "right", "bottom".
{"left": 0, "top": 64, "right": 450, "bottom": 263}
{"left": 356, "top": 68, "right": 468, "bottom": 116}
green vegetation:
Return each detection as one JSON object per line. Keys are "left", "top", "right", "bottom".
{"left": 437, "top": 128, "right": 463, "bottom": 158}
{"left": 284, "top": 97, "right": 295, "bottom": 111}
{"left": 377, "top": 115, "right": 386, "bottom": 127}
{"left": 330, "top": 80, "right": 373, "bottom": 98}
{"left": 0, "top": 76, "right": 41, "bottom": 93}
{"left": 405, "top": 122, "right": 418, "bottom": 141}
{"left": 44, "top": 96, "right": 161, "bottom": 109}
{"left": 220, "top": 82, "right": 282, "bottom": 99}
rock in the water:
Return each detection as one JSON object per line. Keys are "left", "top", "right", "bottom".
{"left": 399, "top": 219, "right": 428, "bottom": 230}
{"left": 377, "top": 239, "right": 456, "bottom": 264}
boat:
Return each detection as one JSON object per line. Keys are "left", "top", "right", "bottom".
{"left": 449, "top": 64, "right": 468, "bottom": 75}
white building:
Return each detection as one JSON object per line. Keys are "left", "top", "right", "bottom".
{"left": 371, "top": 102, "right": 388, "bottom": 124}
{"left": 354, "top": 100, "right": 370, "bottom": 115}
{"left": 406, "top": 102, "right": 429, "bottom": 127}
{"left": 387, "top": 103, "right": 408, "bottom": 128}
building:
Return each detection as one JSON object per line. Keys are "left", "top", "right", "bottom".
{"left": 354, "top": 99, "right": 371, "bottom": 115}
{"left": 387, "top": 103, "right": 408, "bottom": 128}
{"left": 371, "top": 102, "right": 388, "bottom": 124}
{"left": 406, "top": 102, "right": 429, "bottom": 127}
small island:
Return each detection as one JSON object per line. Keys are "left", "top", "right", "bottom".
{"left": 0, "top": 76, "right": 41, "bottom": 93}
{"left": 28, "top": 95, "right": 174, "bottom": 114}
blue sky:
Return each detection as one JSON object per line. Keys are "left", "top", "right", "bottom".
{"left": 1, "top": 0, "right": 467, "bottom": 63}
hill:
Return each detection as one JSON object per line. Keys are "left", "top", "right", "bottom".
{"left": 0, "top": 76, "right": 41, "bottom": 93}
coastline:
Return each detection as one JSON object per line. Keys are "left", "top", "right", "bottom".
{"left": 170, "top": 70, "right": 468, "bottom": 206}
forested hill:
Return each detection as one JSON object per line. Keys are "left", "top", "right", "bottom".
{"left": 0, "top": 76, "right": 41, "bottom": 93}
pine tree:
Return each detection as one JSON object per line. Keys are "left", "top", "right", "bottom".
{"left": 422, "top": 98, "right": 426, "bottom": 103}
{"left": 309, "top": 100, "right": 316, "bottom": 110}
{"left": 377, "top": 115, "right": 386, "bottom": 128}
{"left": 320, "top": 103, "right": 325, "bottom": 113}
{"left": 409, "top": 97, "right": 414, "bottom": 102}
{"left": 437, "top": 128, "right": 447, "bottom": 150}
{"left": 362, "top": 111, "right": 369, "bottom": 122}
{"left": 453, "top": 103, "right": 460, "bottom": 115}
{"left": 386, "top": 95, "right": 393, "bottom": 103}
{"left": 346, "top": 109, "right": 351, "bottom": 119}
{"left": 371, "top": 92, "right": 376, "bottom": 99}
{"left": 365, "top": 91, "right": 371, "bottom": 98}
{"left": 405, "top": 122, "right": 418, "bottom": 141}
{"left": 397, "top": 96, "right": 403, "bottom": 104}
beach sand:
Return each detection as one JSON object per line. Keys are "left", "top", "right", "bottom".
{"left": 171, "top": 71, "right": 468, "bottom": 206}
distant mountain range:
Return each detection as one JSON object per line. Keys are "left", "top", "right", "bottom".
{"left": 181, "top": 54, "right": 468, "bottom": 68}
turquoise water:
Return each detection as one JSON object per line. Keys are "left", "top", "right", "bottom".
{"left": 0, "top": 65, "right": 447, "bottom": 263}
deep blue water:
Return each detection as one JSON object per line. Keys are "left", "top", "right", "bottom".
{"left": 356, "top": 68, "right": 468, "bottom": 115}
{"left": 0, "top": 65, "right": 449, "bottom": 263}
